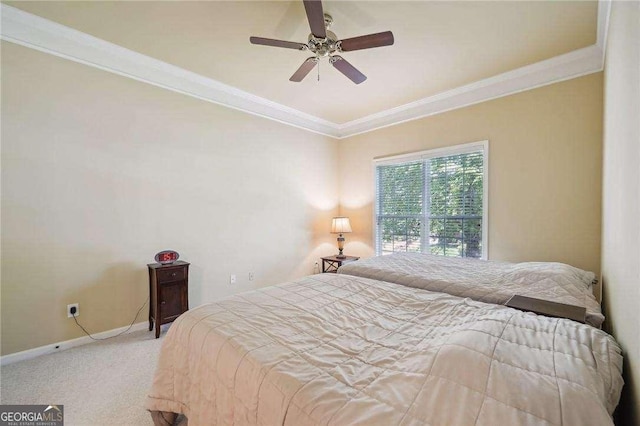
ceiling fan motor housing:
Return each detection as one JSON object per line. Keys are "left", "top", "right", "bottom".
{"left": 308, "top": 30, "right": 338, "bottom": 57}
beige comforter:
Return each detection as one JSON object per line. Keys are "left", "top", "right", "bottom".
{"left": 146, "top": 274, "right": 622, "bottom": 425}
{"left": 338, "top": 253, "right": 604, "bottom": 327}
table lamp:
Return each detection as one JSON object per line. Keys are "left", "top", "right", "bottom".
{"left": 331, "top": 217, "right": 352, "bottom": 259}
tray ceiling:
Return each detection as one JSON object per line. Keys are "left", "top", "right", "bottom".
{"left": 5, "top": 1, "right": 598, "bottom": 125}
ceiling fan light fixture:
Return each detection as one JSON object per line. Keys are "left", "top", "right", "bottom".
{"left": 307, "top": 30, "right": 338, "bottom": 57}
{"left": 323, "top": 13, "right": 333, "bottom": 29}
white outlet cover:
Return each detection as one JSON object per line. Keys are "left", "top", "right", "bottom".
{"left": 230, "top": 274, "right": 236, "bottom": 284}
{"left": 249, "top": 272, "right": 254, "bottom": 281}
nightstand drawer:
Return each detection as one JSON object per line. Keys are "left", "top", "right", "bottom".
{"left": 157, "top": 267, "right": 186, "bottom": 283}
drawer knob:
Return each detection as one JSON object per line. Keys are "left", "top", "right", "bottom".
{"left": 161, "top": 301, "right": 166, "bottom": 305}
{"left": 171, "top": 272, "right": 177, "bottom": 277}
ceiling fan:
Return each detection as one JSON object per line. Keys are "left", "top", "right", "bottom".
{"left": 250, "top": 0, "right": 394, "bottom": 84}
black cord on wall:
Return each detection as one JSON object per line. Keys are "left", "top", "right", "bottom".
{"left": 72, "top": 298, "right": 149, "bottom": 341}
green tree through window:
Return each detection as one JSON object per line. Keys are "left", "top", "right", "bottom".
{"left": 375, "top": 147, "right": 485, "bottom": 258}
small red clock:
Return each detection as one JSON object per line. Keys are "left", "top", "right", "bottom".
{"left": 155, "top": 250, "right": 179, "bottom": 265}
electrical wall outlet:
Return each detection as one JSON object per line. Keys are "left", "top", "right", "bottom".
{"left": 248, "top": 272, "right": 254, "bottom": 281}
{"left": 67, "top": 303, "right": 79, "bottom": 318}
{"left": 230, "top": 274, "right": 236, "bottom": 284}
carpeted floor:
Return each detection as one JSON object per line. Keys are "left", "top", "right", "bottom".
{"left": 0, "top": 328, "right": 166, "bottom": 425}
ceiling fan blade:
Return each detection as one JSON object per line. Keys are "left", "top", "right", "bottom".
{"left": 250, "top": 36, "right": 307, "bottom": 50}
{"left": 339, "top": 31, "right": 394, "bottom": 52}
{"left": 290, "top": 57, "right": 319, "bottom": 82}
{"left": 303, "top": 0, "right": 326, "bottom": 38}
{"left": 330, "top": 56, "right": 366, "bottom": 84}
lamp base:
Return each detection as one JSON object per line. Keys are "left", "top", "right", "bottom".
{"left": 336, "top": 234, "right": 346, "bottom": 259}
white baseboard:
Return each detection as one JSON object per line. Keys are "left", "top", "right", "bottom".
{"left": 1, "top": 321, "right": 150, "bottom": 366}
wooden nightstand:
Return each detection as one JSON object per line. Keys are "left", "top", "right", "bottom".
{"left": 148, "top": 261, "right": 190, "bottom": 338}
{"left": 321, "top": 255, "right": 359, "bottom": 273}
{"left": 506, "top": 295, "right": 586, "bottom": 323}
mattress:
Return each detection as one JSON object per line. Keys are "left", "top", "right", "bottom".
{"left": 145, "top": 273, "right": 622, "bottom": 425}
{"left": 338, "top": 253, "right": 604, "bottom": 327}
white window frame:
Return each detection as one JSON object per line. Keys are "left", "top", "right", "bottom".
{"left": 372, "top": 140, "right": 489, "bottom": 260}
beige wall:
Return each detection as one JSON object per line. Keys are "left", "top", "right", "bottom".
{"left": 0, "top": 42, "right": 339, "bottom": 356}
{"left": 601, "top": 2, "right": 640, "bottom": 425}
{"left": 338, "top": 74, "right": 603, "bottom": 276}
{"left": 0, "top": 30, "right": 610, "bottom": 361}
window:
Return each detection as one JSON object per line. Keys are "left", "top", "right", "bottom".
{"left": 374, "top": 141, "right": 488, "bottom": 259}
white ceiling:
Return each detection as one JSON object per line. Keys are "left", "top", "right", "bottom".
{"left": 5, "top": 1, "right": 598, "bottom": 125}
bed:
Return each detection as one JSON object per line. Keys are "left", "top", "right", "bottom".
{"left": 145, "top": 273, "right": 622, "bottom": 425}
{"left": 338, "top": 253, "right": 604, "bottom": 328}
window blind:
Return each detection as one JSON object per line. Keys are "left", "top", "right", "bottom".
{"left": 375, "top": 145, "right": 486, "bottom": 258}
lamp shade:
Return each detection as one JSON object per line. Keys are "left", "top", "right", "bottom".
{"left": 331, "top": 217, "right": 352, "bottom": 234}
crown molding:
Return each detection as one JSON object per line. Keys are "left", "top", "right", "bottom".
{"left": 596, "top": 0, "right": 611, "bottom": 66}
{"left": 339, "top": 0, "right": 611, "bottom": 138}
{"left": 0, "top": 4, "right": 339, "bottom": 138}
{"left": 337, "top": 44, "right": 603, "bottom": 137}
{"left": 1, "top": 2, "right": 610, "bottom": 140}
